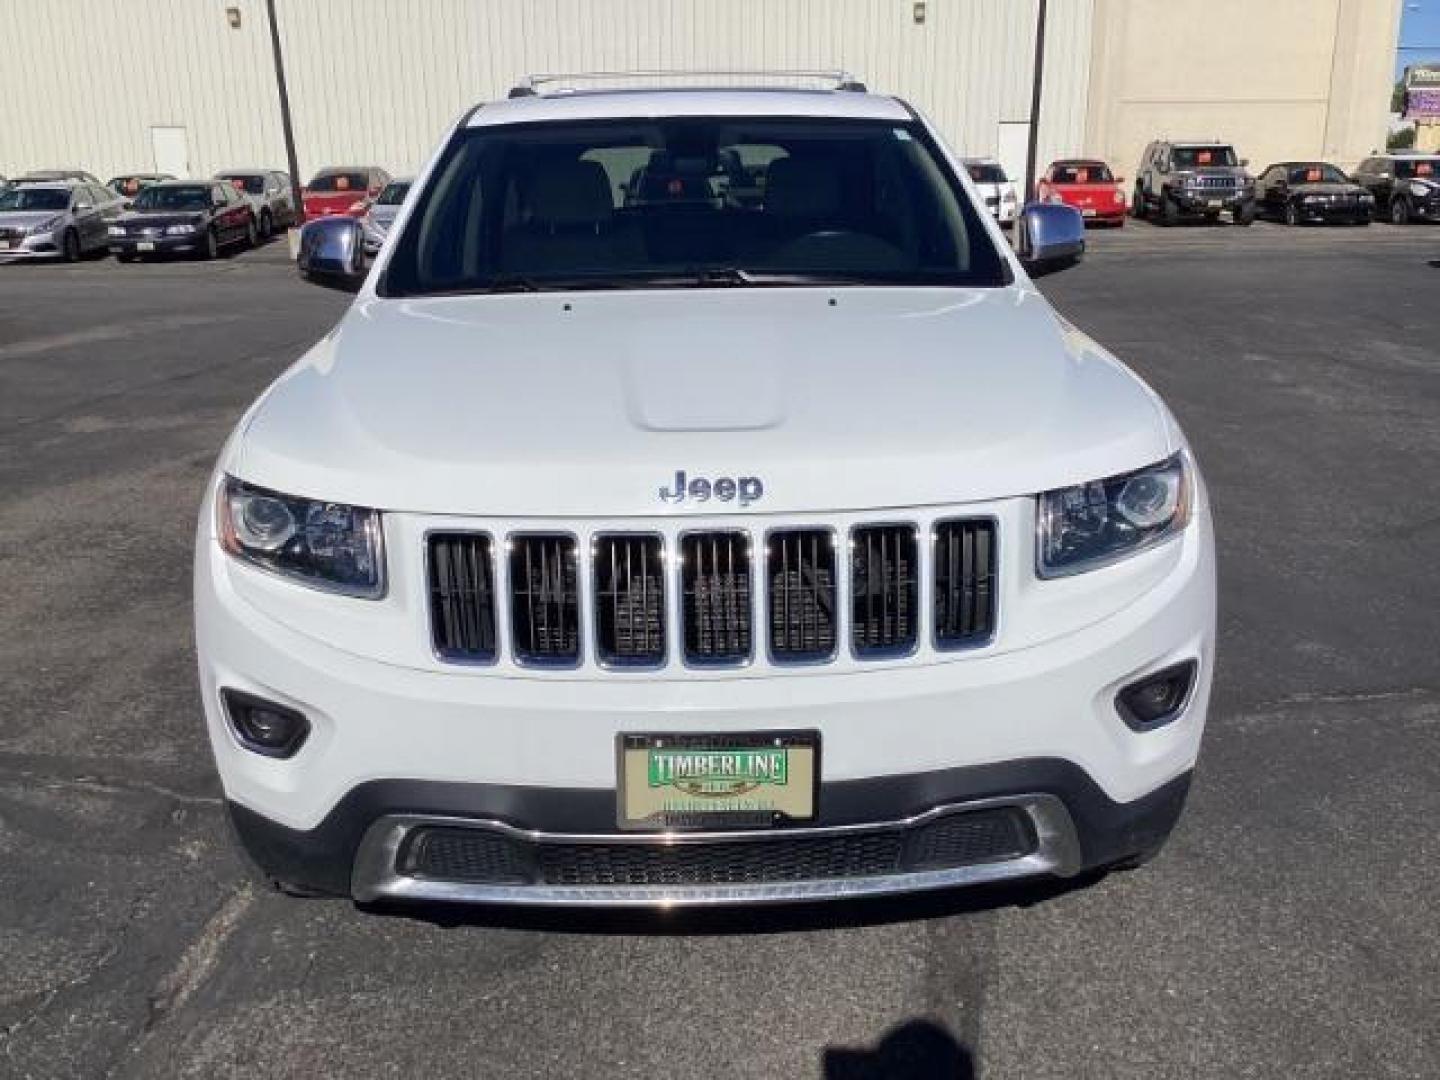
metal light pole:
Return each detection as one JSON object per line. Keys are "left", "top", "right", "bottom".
{"left": 1024, "top": 0, "right": 1048, "bottom": 203}
{"left": 264, "top": 0, "right": 306, "bottom": 230}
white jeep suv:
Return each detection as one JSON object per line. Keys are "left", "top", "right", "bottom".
{"left": 196, "top": 75, "right": 1215, "bottom": 907}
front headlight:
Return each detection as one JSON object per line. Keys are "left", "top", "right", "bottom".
{"left": 218, "top": 477, "right": 385, "bottom": 598}
{"left": 31, "top": 215, "right": 64, "bottom": 234}
{"left": 1410, "top": 181, "right": 1435, "bottom": 198}
{"left": 165, "top": 223, "right": 196, "bottom": 236}
{"left": 1037, "top": 453, "right": 1191, "bottom": 578}
{"left": 108, "top": 225, "right": 126, "bottom": 236}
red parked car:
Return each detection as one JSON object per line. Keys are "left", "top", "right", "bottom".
{"left": 301, "top": 166, "right": 391, "bottom": 221}
{"left": 1037, "top": 159, "right": 1128, "bottom": 226}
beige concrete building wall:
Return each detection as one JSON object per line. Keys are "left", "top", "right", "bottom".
{"left": 1085, "top": 0, "right": 1401, "bottom": 179}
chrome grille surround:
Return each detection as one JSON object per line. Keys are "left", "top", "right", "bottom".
{"left": 418, "top": 507, "right": 1004, "bottom": 676}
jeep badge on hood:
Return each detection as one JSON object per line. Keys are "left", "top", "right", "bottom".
{"left": 659, "top": 470, "right": 764, "bottom": 507}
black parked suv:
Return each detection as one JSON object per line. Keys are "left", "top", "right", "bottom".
{"left": 1350, "top": 153, "right": 1440, "bottom": 225}
{"left": 1132, "top": 140, "right": 1255, "bottom": 226}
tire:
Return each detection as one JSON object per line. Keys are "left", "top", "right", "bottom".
{"left": 1160, "top": 191, "right": 1179, "bottom": 227}
{"left": 62, "top": 228, "right": 80, "bottom": 262}
{"left": 200, "top": 227, "right": 218, "bottom": 260}
{"left": 116, "top": 252, "right": 135, "bottom": 264}
{"left": 1391, "top": 198, "right": 1410, "bottom": 226}
{"left": 1284, "top": 202, "right": 1300, "bottom": 227}
{"left": 244, "top": 216, "right": 257, "bottom": 249}
{"left": 1131, "top": 185, "right": 1147, "bottom": 220}
{"left": 259, "top": 210, "right": 273, "bottom": 240}
{"left": 1234, "top": 201, "right": 1256, "bottom": 227}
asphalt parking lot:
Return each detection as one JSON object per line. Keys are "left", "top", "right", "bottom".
{"left": 2, "top": 221, "right": 1437, "bottom": 1079}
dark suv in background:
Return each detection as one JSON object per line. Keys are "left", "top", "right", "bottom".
{"left": 1132, "top": 140, "right": 1255, "bottom": 226}
{"left": 1350, "top": 153, "right": 1440, "bottom": 225}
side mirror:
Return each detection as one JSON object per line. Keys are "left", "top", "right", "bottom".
{"left": 1114, "top": 176, "right": 1125, "bottom": 185}
{"left": 297, "top": 216, "right": 367, "bottom": 292}
{"left": 1016, "top": 203, "right": 1084, "bottom": 277}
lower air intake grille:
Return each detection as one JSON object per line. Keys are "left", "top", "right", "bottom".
{"left": 509, "top": 533, "right": 580, "bottom": 664}
{"left": 933, "top": 519, "right": 997, "bottom": 647}
{"left": 427, "top": 533, "right": 497, "bottom": 661}
{"left": 593, "top": 534, "right": 665, "bottom": 666}
{"left": 682, "top": 531, "right": 752, "bottom": 663}
{"left": 399, "top": 807, "right": 1034, "bottom": 887}
{"left": 767, "top": 529, "right": 837, "bottom": 661}
{"left": 851, "top": 525, "right": 919, "bottom": 656}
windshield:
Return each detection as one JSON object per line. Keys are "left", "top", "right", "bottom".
{"left": 1394, "top": 158, "right": 1439, "bottom": 179}
{"left": 376, "top": 181, "right": 411, "bottom": 206}
{"left": 221, "top": 174, "right": 266, "bottom": 195}
{"left": 309, "top": 172, "right": 368, "bottom": 192}
{"left": 0, "top": 187, "right": 69, "bottom": 212}
{"left": 1172, "top": 146, "right": 1238, "bottom": 168}
{"left": 1050, "top": 163, "right": 1113, "bottom": 184}
{"left": 382, "top": 117, "right": 1007, "bottom": 296}
{"left": 1287, "top": 164, "right": 1348, "bottom": 184}
{"left": 132, "top": 186, "right": 211, "bottom": 211}
{"left": 965, "top": 163, "right": 1008, "bottom": 184}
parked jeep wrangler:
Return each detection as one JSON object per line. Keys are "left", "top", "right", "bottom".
{"left": 1132, "top": 140, "right": 1255, "bottom": 226}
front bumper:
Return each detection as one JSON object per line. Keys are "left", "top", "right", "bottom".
{"left": 1173, "top": 191, "right": 1251, "bottom": 213}
{"left": 0, "top": 232, "right": 61, "bottom": 258}
{"left": 197, "top": 486, "right": 1215, "bottom": 906}
{"left": 109, "top": 234, "right": 200, "bottom": 255}
{"left": 1292, "top": 202, "right": 1372, "bottom": 224}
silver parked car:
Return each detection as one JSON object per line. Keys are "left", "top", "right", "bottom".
{"left": 214, "top": 169, "right": 297, "bottom": 238}
{"left": 0, "top": 181, "right": 122, "bottom": 261}
{"left": 360, "top": 176, "right": 412, "bottom": 253}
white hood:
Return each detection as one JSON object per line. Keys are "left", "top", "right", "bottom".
{"left": 234, "top": 287, "right": 1171, "bottom": 516}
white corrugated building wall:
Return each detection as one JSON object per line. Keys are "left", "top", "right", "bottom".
{"left": 0, "top": 0, "right": 1091, "bottom": 185}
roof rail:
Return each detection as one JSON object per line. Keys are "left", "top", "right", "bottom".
{"left": 508, "top": 69, "right": 867, "bottom": 98}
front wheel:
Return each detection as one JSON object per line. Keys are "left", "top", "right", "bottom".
{"left": 259, "top": 211, "right": 273, "bottom": 240}
{"left": 244, "top": 217, "right": 257, "bottom": 249}
{"left": 200, "top": 228, "right": 218, "bottom": 260}
{"left": 1234, "top": 201, "right": 1256, "bottom": 227}
{"left": 116, "top": 252, "right": 136, "bottom": 264}
{"left": 1131, "top": 186, "right": 1148, "bottom": 220}
{"left": 1284, "top": 202, "right": 1300, "bottom": 227}
{"left": 1391, "top": 198, "right": 1411, "bottom": 226}
{"left": 1160, "top": 192, "right": 1180, "bottom": 226}
{"left": 62, "top": 228, "right": 80, "bottom": 262}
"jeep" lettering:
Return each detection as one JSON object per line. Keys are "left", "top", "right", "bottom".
{"left": 658, "top": 470, "right": 764, "bottom": 507}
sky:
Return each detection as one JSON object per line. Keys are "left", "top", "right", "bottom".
{"left": 1397, "top": 0, "right": 1440, "bottom": 80}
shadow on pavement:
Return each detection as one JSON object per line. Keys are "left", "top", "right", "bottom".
{"left": 359, "top": 869, "right": 1110, "bottom": 936}
{"left": 823, "top": 1019, "right": 975, "bottom": 1079}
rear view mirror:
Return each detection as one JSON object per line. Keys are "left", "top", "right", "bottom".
{"left": 297, "top": 217, "right": 367, "bottom": 292}
{"left": 1016, "top": 203, "right": 1084, "bottom": 277}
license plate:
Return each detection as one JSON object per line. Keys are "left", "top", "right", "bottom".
{"left": 617, "top": 732, "right": 819, "bottom": 831}
{"left": 0, "top": 240, "right": 11, "bottom": 250}
{"left": 1207, "top": 199, "right": 1223, "bottom": 208}
{"left": 1081, "top": 209, "right": 1096, "bottom": 217}
{"left": 137, "top": 241, "right": 155, "bottom": 252}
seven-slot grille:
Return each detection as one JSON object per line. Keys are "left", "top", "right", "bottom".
{"left": 681, "top": 531, "right": 752, "bottom": 663}
{"left": 593, "top": 534, "right": 665, "bottom": 666}
{"left": 426, "top": 519, "right": 997, "bottom": 668}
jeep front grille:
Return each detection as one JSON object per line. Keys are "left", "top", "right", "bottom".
{"left": 427, "top": 532, "right": 498, "bottom": 661}
{"left": 427, "top": 517, "right": 997, "bottom": 671}
{"left": 851, "top": 525, "right": 918, "bottom": 656}
{"left": 681, "top": 531, "right": 752, "bottom": 664}
{"left": 766, "top": 529, "right": 838, "bottom": 661}
{"left": 509, "top": 533, "right": 581, "bottom": 664}
{"left": 593, "top": 534, "right": 665, "bottom": 666}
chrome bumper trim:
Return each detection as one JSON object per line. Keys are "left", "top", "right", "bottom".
{"left": 350, "top": 793, "right": 1082, "bottom": 907}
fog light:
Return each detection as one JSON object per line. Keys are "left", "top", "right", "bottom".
{"left": 1116, "top": 661, "right": 1197, "bottom": 732}
{"left": 221, "top": 689, "right": 310, "bottom": 758}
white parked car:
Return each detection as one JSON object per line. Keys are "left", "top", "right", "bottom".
{"left": 964, "top": 157, "right": 1020, "bottom": 226}
{"left": 198, "top": 73, "right": 1214, "bottom": 907}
